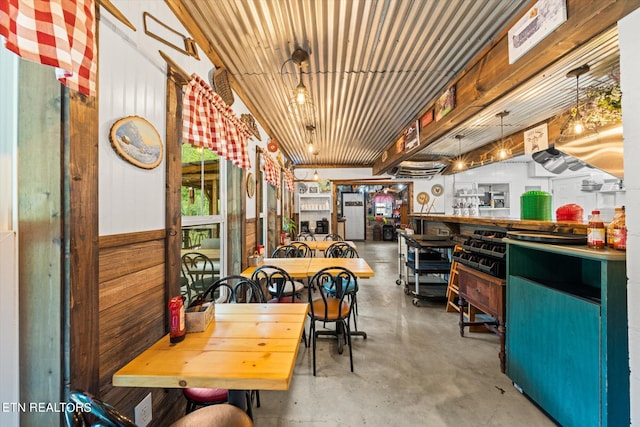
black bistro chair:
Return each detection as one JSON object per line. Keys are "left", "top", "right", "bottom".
{"left": 307, "top": 266, "right": 359, "bottom": 376}
{"left": 325, "top": 242, "right": 359, "bottom": 258}
{"left": 297, "top": 232, "right": 316, "bottom": 241}
{"left": 289, "top": 241, "right": 314, "bottom": 258}
{"left": 181, "top": 252, "right": 218, "bottom": 303}
{"left": 323, "top": 233, "right": 343, "bottom": 241}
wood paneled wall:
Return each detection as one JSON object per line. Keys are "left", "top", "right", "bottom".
{"left": 245, "top": 219, "right": 257, "bottom": 269}
{"left": 98, "top": 230, "right": 184, "bottom": 422}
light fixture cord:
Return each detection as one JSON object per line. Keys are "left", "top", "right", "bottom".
{"left": 575, "top": 75, "right": 580, "bottom": 114}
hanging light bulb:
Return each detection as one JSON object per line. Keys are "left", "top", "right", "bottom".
{"left": 313, "top": 170, "right": 319, "bottom": 180}
{"left": 495, "top": 110, "right": 512, "bottom": 160}
{"left": 453, "top": 134, "right": 466, "bottom": 170}
{"left": 295, "top": 76, "right": 308, "bottom": 105}
{"left": 559, "top": 64, "right": 596, "bottom": 142}
{"left": 307, "top": 141, "right": 315, "bottom": 153}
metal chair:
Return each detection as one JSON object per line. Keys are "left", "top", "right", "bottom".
{"left": 271, "top": 243, "right": 312, "bottom": 258}
{"left": 251, "top": 265, "right": 303, "bottom": 303}
{"left": 289, "top": 241, "right": 314, "bottom": 257}
{"left": 182, "top": 252, "right": 219, "bottom": 302}
{"left": 65, "top": 390, "right": 136, "bottom": 427}
{"left": 326, "top": 242, "right": 359, "bottom": 258}
{"left": 324, "top": 233, "right": 344, "bottom": 241}
{"left": 307, "top": 266, "right": 359, "bottom": 376}
{"left": 297, "top": 232, "right": 316, "bottom": 241}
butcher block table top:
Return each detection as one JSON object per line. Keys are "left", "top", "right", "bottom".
{"left": 112, "top": 304, "right": 308, "bottom": 391}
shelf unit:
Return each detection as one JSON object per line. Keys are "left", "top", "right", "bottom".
{"left": 506, "top": 239, "right": 628, "bottom": 426}
{"left": 298, "top": 193, "right": 332, "bottom": 236}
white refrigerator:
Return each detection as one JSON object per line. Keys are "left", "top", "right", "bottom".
{"left": 342, "top": 192, "right": 365, "bottom": 240}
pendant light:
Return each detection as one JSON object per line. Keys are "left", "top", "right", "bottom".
{"left": 291, "top": 48, "right": 310, "bottom": 105}
{"left": 496, "top": 110, "right": 512, "bottom": 160}
{"left": 453, "top": 134, "right": 466, "bottom": 171}
{"left": 559, "top": 64, "right": 597, "bottom": 141}
{"left": 286, "top": 47, "right": 315, "bottom": 124}
{"left": 306, "top": 124, "right": 316, "bottom": 154}
{"left": 312, "top": 150, "right": 319, "bottom": 180}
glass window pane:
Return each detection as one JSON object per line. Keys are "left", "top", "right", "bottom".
{"left": 181, "top": 144, "right": 221, "bottom": 217}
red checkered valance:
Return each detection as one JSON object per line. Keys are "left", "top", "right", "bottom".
{"left": 283, "top": 168, "right": 295, "bottom": 193}
{"left": 182, "top": 74, "right": 251, "bottom": 169}
{"left": 261, "top": 151, "right": 281, "bottom": 188}
{"left": 0, "top": 0, "right": 97, "bottom": 96}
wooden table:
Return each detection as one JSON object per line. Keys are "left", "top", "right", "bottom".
{"left": 113, "top": 304, "right": 308, "bottom": 409}
{"left": 307, "top": 257, "right": 374, "bottom": 278}
{"left": 241, "top": 258, "right": 312, "bottom": 279}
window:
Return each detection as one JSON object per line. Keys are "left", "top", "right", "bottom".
{"left": 181, "top": 143, "right": 226, "bottom": 278}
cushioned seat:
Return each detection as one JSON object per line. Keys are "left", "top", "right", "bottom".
{"left": 183, "top": 388, "right": 228, "bottom": 413}
{"left": 170, "top": 404, "right": 253, "bottom": 427}
{"left": 310, "top": 298, "right": 350, "bottom": 320}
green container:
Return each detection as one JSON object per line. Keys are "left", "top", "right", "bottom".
{"left": 520, "top": 191, "right": 552, "bottom": 220}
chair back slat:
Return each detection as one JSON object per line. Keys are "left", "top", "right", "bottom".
{"left": 251, "top": 265, "right": 298, "bottom": 302}
{"left": 325, "top": 242, "right": 359, "bottom": 258}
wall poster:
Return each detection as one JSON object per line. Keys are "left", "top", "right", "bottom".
{"left": 524, "top": 123, "right": 549, "bottom": 154}
{"left": 508, "top": 0, "right": 567, "bottom": 64}
{"left": 435, "top": 85, "right": 456, "bottom": 121}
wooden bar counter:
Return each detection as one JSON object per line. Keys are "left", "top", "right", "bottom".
{"left": 409, "top": 214, "right": 588, "bottom": 235}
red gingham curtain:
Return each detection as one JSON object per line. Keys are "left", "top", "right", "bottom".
{"left": 283, "top": 168, "right": 295, "bottom": 193}
{"left": 182, "top": 74, "right": 251, "bottom": 169}
{"left": 261, "top": 151, "right": 280, "bottom": 188}
{"left": 0, "top": 0, "right": 97, "bottom": 96}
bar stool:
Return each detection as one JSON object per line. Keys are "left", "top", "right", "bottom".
{"left": 170, "top": 404, "right": 253, "bottom": 427}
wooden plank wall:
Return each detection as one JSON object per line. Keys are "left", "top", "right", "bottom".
{"left": 98, "top": 230, "right": 184, "bottom": 422}
{"left": 245, "top": 219, "right": 257, "bottom": 269}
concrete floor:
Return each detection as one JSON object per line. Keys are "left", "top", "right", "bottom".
{"left": 254, "top": 241, "right": 556, "bottom": 427}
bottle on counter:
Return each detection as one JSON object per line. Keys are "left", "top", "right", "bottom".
{"left": 607, "top": 207, "right": 624, "bottom": 248}
{"left": 587, "top": 210, "right": 606, "bottom": 249}
{"left": 613, "top": 206, "right": 627, "bottom": 251}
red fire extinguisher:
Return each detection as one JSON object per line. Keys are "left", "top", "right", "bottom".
{"left": 168, "top": 296, "right": 186, "bottom": 343}
{"left": 280, "top": 231, "right": 286, "bottom": 245}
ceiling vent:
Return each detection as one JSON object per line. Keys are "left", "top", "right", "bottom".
{"left": 390, "top": 160, "right": 448, "bottom": 178}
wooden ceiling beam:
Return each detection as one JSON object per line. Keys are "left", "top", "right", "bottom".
{"left": 372, "top": 0, "right": 639, "bottom": 175}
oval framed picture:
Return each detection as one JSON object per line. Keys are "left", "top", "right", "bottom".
{"left": 109, "top": 116, "right": 163, "bottom": 169}
{"left": 431, "top": 184, "right": 444, "bottom": 197}
{"left": 246, "top": 172, "right": 255, "bottom": 198}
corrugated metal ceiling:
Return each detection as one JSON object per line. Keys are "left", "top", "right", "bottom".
{"left": 174, "top": 0, "right": 532, "bottom": 167}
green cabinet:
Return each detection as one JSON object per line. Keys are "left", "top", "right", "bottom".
{"left": 506, "top": 240, "right": 628, "bottom": 427}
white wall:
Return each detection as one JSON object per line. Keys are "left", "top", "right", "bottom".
{"left": 620, "top": 8, "right": 640, "bottom": 424}
{"left": 98, "top": 1, "right": 267, "bottom": 233}
{"left": 0, "top": 45, "right": 19, "bottom": 427}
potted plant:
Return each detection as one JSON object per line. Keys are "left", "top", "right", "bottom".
{"left": 281, "top": 217, "right": 297, "bottom": 244}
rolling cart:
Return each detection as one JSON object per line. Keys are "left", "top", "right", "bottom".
{"left": 397, "top": 232, "right": 455, "bottom": 306}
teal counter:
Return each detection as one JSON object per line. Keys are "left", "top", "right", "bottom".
{"left": 506, "top": 238, "right": 628, "bottom": 427}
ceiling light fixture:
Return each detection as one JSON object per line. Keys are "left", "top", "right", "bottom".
{"left": 286, "top": 48, "right": 315, "bottom": 125}
{"left": 496, "top": 110, "right": 512, "bottom": 160}
{"left": 291, "top": 48, "right": 310, "bottom": 103}
{"left": 306, "top": 124, "right": 316, "bottom": 154}
{"left": 313, "top": 169, "right": 319, "bottom": 181}
{"left": 453, "top": 134, "right": 466, "bottom": 171}
{"left": 560, "top": 64, "right": 597, "bottom": 140}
